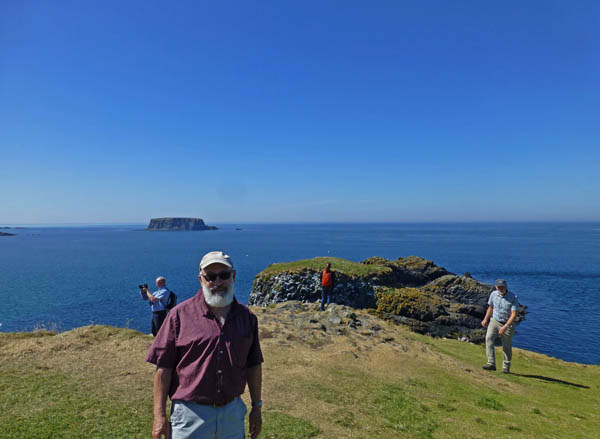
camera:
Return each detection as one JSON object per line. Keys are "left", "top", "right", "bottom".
{"left": 139, "top": 283, "right": 148, "bottom": 290}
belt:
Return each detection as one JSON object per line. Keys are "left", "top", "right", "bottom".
{"left": 201, "top": 395, "right": 236, "bottom": 408}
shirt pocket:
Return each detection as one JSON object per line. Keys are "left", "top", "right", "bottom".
{"left": 230, "top": 335, "right": 253, "bottom": 368}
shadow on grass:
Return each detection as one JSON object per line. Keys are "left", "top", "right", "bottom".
{"left": 512, "top": 373, "right": 590, "bottom": 389}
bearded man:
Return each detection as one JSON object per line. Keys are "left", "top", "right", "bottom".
{"left": 146, "top": 251, "right": 264, "bottom": 439}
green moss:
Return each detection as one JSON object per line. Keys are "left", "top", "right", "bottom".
{"left": 425, "top": 275, "right": 490, "bottom": 294}
{"left": 396, "top": 256, "right": 437, "bottom": 271}
{"left": 377, "top": 287, "right": 447, "bottom": 321}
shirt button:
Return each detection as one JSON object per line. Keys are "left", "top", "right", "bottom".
{"left": 219, "top": 350, "right": 223, "bottom": 354}
{"left": 217, "top": 389, "right": 221, "bottom": 393}
{"left": 217, "top": 370, "right": 222, "bottom": 374}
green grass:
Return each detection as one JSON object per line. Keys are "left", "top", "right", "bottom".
{"left": 1, "top": 323, "right": 599, "bottom": 439}
{"left": 397, "top": 333, "right": 600, "bottom": 439}
{"left": 259, "top": 257, "right": 391, "bottom": 278}
{"left": 476, "top": 396, "right": 505, "bottom": 410}
{"left": 293, "top": 369, "right": 437, "bottom": 438}
{"left": 259, "top": 412, "right": 321, "bottom": 439}
{"left": 0, "top": 365, "right": 152, "bottom": 438}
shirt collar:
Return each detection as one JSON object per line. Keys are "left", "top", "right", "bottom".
{"left": 496, "top": 289, "right": 510, "bottom": 297}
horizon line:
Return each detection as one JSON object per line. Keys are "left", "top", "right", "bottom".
{"left": 2, "top": 219, "right": 600, "bottom": 227}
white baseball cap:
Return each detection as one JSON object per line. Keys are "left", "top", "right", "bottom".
{"left": 200, "top": 251, "right": 234, "bottom": 271}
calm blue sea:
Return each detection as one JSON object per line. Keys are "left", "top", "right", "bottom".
{"left": 1, "top": 223, "right": 599, "bottom": 365}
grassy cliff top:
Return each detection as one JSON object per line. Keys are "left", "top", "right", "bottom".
{"left": 1, "top": 305, "right": 598, "bottom": 439}
{"left": 259, "top": 256, "right": 392, "bottom": 277}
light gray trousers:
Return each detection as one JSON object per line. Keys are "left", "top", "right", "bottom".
{"left": 485, "top": 318, "right": 515, "bottom": 369}
{"left": 170, "top": 397, "right": 247, "bottom": 439}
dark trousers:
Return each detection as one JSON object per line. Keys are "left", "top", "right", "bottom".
{"left": 321, "top": 285, "right": 333, "bottom": 310}
{"left": 152, "top": 310, "right": 168, "bottom": 336}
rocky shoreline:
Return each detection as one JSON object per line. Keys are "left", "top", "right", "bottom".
{"left": 249, "top": 256, "right": 527, "bottom": 343}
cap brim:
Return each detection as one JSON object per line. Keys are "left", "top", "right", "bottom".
{"left": 201, "top": 259, "right": 233, "bottom": 270}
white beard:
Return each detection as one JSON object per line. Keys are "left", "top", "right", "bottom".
{"left": 202, "top": 283, "right": 235, "bottom": 308}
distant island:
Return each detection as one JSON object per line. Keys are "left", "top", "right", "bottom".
{"left": 146, "top": 217, "right": 218, "bottom": 231}
{"left": 0, "top": 231, "right": 15, "bottom": 236}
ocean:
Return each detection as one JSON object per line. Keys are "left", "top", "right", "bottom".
{"left": 1, "top": 222, "right": 599, "bottom": 365}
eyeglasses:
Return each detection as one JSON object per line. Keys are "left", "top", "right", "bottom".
{"left": 202, "top": 271, "right": 232, "bottom": 282}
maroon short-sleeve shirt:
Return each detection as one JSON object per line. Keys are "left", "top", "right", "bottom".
{"left": 145, "top": 291, "right": 263, "bottom": 404}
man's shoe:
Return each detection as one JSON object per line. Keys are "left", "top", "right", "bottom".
{"left": 482, "top": 364, "right": 496, "bottom": 371}
{"left": 502, "top": 368, "right": 510, "bottom": 374}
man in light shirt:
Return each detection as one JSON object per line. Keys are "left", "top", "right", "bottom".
{"left": 481, "top": 279, "right": 520, "bottom": 374}
{"left": 142, "top": 277, "right": 171, "bottom": 336}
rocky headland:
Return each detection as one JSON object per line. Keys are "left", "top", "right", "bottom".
{"left": 146, "top": 217, "right": 217, "bottom": 231}
{"left": 0, "top": 231, "right": 15, "bottom": 236}
{"left": 249, "top": 256, "right": 527, "bottom": 343}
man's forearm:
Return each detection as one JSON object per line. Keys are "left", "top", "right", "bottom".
{"left": 247, "top": 364, "right": 262, "bottom": 404}
{"left": 483, "top": 306, "right": 493, "bottom": 321}
{"left": 153, "top": 367, "right": 173, "bottom": 416}
{"left": 505, "top": 310, "right": 518, "bottom": 326}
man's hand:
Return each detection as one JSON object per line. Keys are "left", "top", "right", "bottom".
{"left": 481, "top": 318, "right": 489, "bottom": 328}
{"left": 249, "top": 407, "right": 262, "bottom": 439}
{"left": 146, "top": 289, "right": 158, "bottom": 302}
{"left": 498, "top": 325, "right": 507, "bottom": 335}
{"left": 152, "top": 414, "right": 171, "bottom": 439}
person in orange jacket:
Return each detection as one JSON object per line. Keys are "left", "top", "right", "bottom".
{"left": 320, "top": 263, "right": 335, "bottom": 311}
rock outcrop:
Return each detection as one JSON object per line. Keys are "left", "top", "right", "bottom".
{"left": 250, "top": 269, "right": 378, "bottom": 310}
{"left": 249, "top": 256, "right": 527, "bottom": 343}
{"left": 146, "top": 218, "right": 217, "bottom": 231}
{"left": 0, "top": 232, "right": 15, "bottom": 236}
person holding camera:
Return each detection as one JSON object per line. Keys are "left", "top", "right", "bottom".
{"left": 141, "top": 277, "right": 171, "bottom": 336}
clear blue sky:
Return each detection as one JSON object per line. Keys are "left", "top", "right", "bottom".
{"left": 2, "top": 1, "right": 599, "bottom": 224}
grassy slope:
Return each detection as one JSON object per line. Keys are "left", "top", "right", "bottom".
{"left": 259, "top": 257, "right": 390, "bottom": 278}
{"left": 1, "top": 307, "right": 598, "bottom": 439}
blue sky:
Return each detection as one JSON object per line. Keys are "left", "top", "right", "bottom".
{"left": 2, "top": 1, "right": 599, "bottom": 224}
